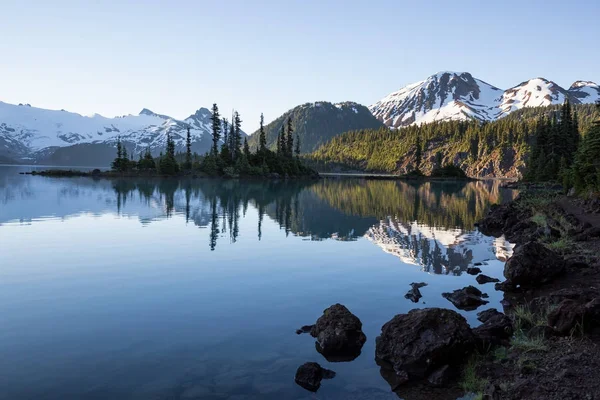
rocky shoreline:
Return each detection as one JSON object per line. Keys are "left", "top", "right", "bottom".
{"left": 21, "top": 169, "right": 320, "bottom": 180}
{"left": 292, "top": 190, "right": 600, "bottom": 399}
{"left": 472, "top": 190, "right": 600, "bottom": 399}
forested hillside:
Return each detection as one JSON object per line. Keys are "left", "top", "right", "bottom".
{"left": 307, "top": 104, "right": 600, "bottom": 179}
{"left": 247, "top": 101, "right": 383, "bottom": 153}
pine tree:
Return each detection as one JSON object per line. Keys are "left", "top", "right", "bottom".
{"left": 286, "top": 118, "right": 294, "bottom": 157}
{"left": 112, "top": 136, "right": 123, "bottom": 171}
{"left": 295, "top": 133, "right": 301, "bottom": 158}
{"left": 228, "top": 115, "right": 235, "bottom": 160}
{"left": 243, "top": 137, "right": 250, "bottom": 159}
{"left": 210, "top": 103, "right": 221, "bottom": 156}
{"left": 259, "top": 113, "right": 267, "bottom": 153}
{"left": 185, "top": 126, "right": 192, "bottom": 170}
{"left": 279, "top": 124, "right": 286, "bottom": 155}
{"left": 415, "top": 132, "right": 422, "bottom": 173}
{"left": 233, "top": 111, "right": 242, "bottom": 161}
{"left": 220, "top": 117, "right": 231, "bottom": 164}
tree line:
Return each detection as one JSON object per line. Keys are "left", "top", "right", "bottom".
{"left": 111, "top": 104, "right": 317, "bottom": 178}
{"left": 306, "top": 103, "right": 600, "bottom": 188}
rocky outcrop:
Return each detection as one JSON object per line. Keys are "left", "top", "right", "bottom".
{"left": 476, "top": 200, "right": 536, "bottom": 244}
{"left": 294, "top": 362, "right": 335, "bottom": 392}
{"left": 473, "top": 309, "right": 513, "bottom": 346}
{"left": 502, "top": 242, "right": 565, "bottom": 290}
{"left": 295, "top": 325, "right": 314, "bottom": 335}
{"left": 547, "top": 298, "right": 600, "bottom": 335}
{"left": 375, "top": 308, "right": 475, "bottom": 387}
{"left": 476, "top": 274, "right": 501, "bottom": 284}
{"left": 310, "top": 304, "right": 366, "bottom": 362}
{"left": 442, "top": 286, "right": 489, "bottom": 311}
{"left": 405, "top": 282, "right": 428, "bottom": 303}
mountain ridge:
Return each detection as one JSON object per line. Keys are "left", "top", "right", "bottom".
{"left": 0, "top": 101, "right": 245, "bottom": 166}
{"left": 370, "top": 72, "right": 599, "bottom": 128}
{"left": 246, "top": 101, "right": 383, "bottom": 153}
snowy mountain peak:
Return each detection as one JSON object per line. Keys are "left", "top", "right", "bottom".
{"left": 569, "top": 80, "right": 598, "bottom": 89}
{"left": 0, "top": 100, "right": 249, "bottom": 165}
{"left": 139, "top": 108, "right": 158, "bottom": 116}
{"left": 369, "top": 71, "right": 503, "bottom": 128}
{"left": 188, "top": 107, "right": 212, "bottom": 119}
{"left": 371, "top": 72, "right": 599, "bottom": 128}
{"left": 568, "top": 80, "right": 600, "bottom": 104}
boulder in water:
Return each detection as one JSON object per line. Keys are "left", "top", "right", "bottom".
{"left": 310, "top": 304, "right": 366, "bottom": 362}
{"left": 476, "top": 274, "right": 501, "bottom": 284}
{"left": 442, "top": 286, "right": 489, "bottom": 311}
{"left": 405, "top": 282, "right": 428, "bottom": 303}
{"left": 294, "top": 362, "right": 335, "bottom": 392}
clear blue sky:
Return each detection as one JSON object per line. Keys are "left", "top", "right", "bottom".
{"left": 1, "top": 0, "right": 598, "bottom": 132}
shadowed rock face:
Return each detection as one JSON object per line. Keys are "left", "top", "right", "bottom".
{"left": 375, "top": 308, "right": 475, "bottom": 388}
{"left": 472, "top": 308, "right": 513, "bottom": 346}
{"left": 503, "top": 241, "right": 565, "bottom": 290}
{"left": 310, "top": 303, "right": 367, "bottom": 362}
{"left": 294, "top": 362, "right": 335, "bottom": 392}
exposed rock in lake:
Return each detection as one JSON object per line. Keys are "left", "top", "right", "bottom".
{"left": 502, "top": 241, "right": 565, "bottom": 291}
{"left": 442, "top": 285, "right": 489, "bottom": 311}
{"left": 404, "top": 282, "right": 428, "bottom": 303}
{"left": 467, "top": 267, "right": 482, "bottom": 275}
{"left": 295, "top": 325, "right": 314, "bottom": 335}
{"left": 294, "top": 362, "right": 335, "bottom": 392}
{"left": 476, "top": 274, "right": 501, "bottom": 284}
{"left": 310, "top": 303, "right": 366, "bottom": 362}
{"left": 375, "top": 308, "right": 474, "bottom": 387}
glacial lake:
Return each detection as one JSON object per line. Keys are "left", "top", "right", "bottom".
{"left": 0, "top": 166, "right": 516, "bottom": 400}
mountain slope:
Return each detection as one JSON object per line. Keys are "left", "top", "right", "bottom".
{"left": 371, "top": 72, "right": 599, "bottom": 128}
{"left": 369, "top": 72, "right": 503, "bottom": 128}
{"left": 308, "top": 103, "right": 600, "bottom": 178}
{"left": 0, "top": 102, "right": 245, "bottom": 166}
{"left": 247, "top": 101, "right": 383, "bottom": 153}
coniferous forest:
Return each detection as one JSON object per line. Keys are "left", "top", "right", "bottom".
{"left": 110, "top": 104, "right": 318, "bottom": 179}
{"left": 306, "top": 102, "right": 600, "bottom": 192}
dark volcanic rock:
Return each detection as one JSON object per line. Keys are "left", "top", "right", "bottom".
{"left": 442, "top": 286, "right": 489, "bottom": 311}
{"left": 547, "top": 298, "right": 600, "bottom": 335}
{"left": 405, "top": 282, "right": 428, "bottom": 303}
{"left": 477, "top": 308, "right": 502, "bottom": 323}
{"left": 294, "top": 362, "right": 335, "bottom": 392}
{"left": 295, "top": 324, "right": 314, "bottom": 335}
{"left": 467, "top": 267, "right": 482, "bottom": 275}
{"left": 427, "top": 364, "right": 452, "bottom": 387}
{"left": 476, "top": 274, "right": 501, "bottom": 284}
{"left": 472, "top": 309, "right": 513, "bottom": 346}
{"left": 503, "top": 241, "right": 565, "bottom": 290}
{"left": 310, "top": 304, "right": 366, "bottom": 362}
{"left": 375, "top": 308, "right": 475, "bottom": 387}
{"left": 477, "top": 200, "right": 536, "bottom": 244}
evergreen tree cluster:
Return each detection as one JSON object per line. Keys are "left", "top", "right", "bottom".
{"left": 571, "top": 101, "right": 600, "bottom": 191}
{"left": 307, "top": 103, "right": 600, "bottom": 178}
{"left": 111, "top": 104, "right": 317, "bottom": 178}
{"left": 524, "top": 100, "right": 580, "bottom": 181}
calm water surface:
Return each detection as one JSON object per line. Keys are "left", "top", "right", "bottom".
{"left": 0, "top": 166, "right": 516, "bottom": 400}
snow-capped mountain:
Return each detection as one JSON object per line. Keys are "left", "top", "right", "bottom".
{"left": 370, "top": 72, "right": 599, "bottom": 128}
{"left": 0, "top": 102, "right": 245, "bottom": 166}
